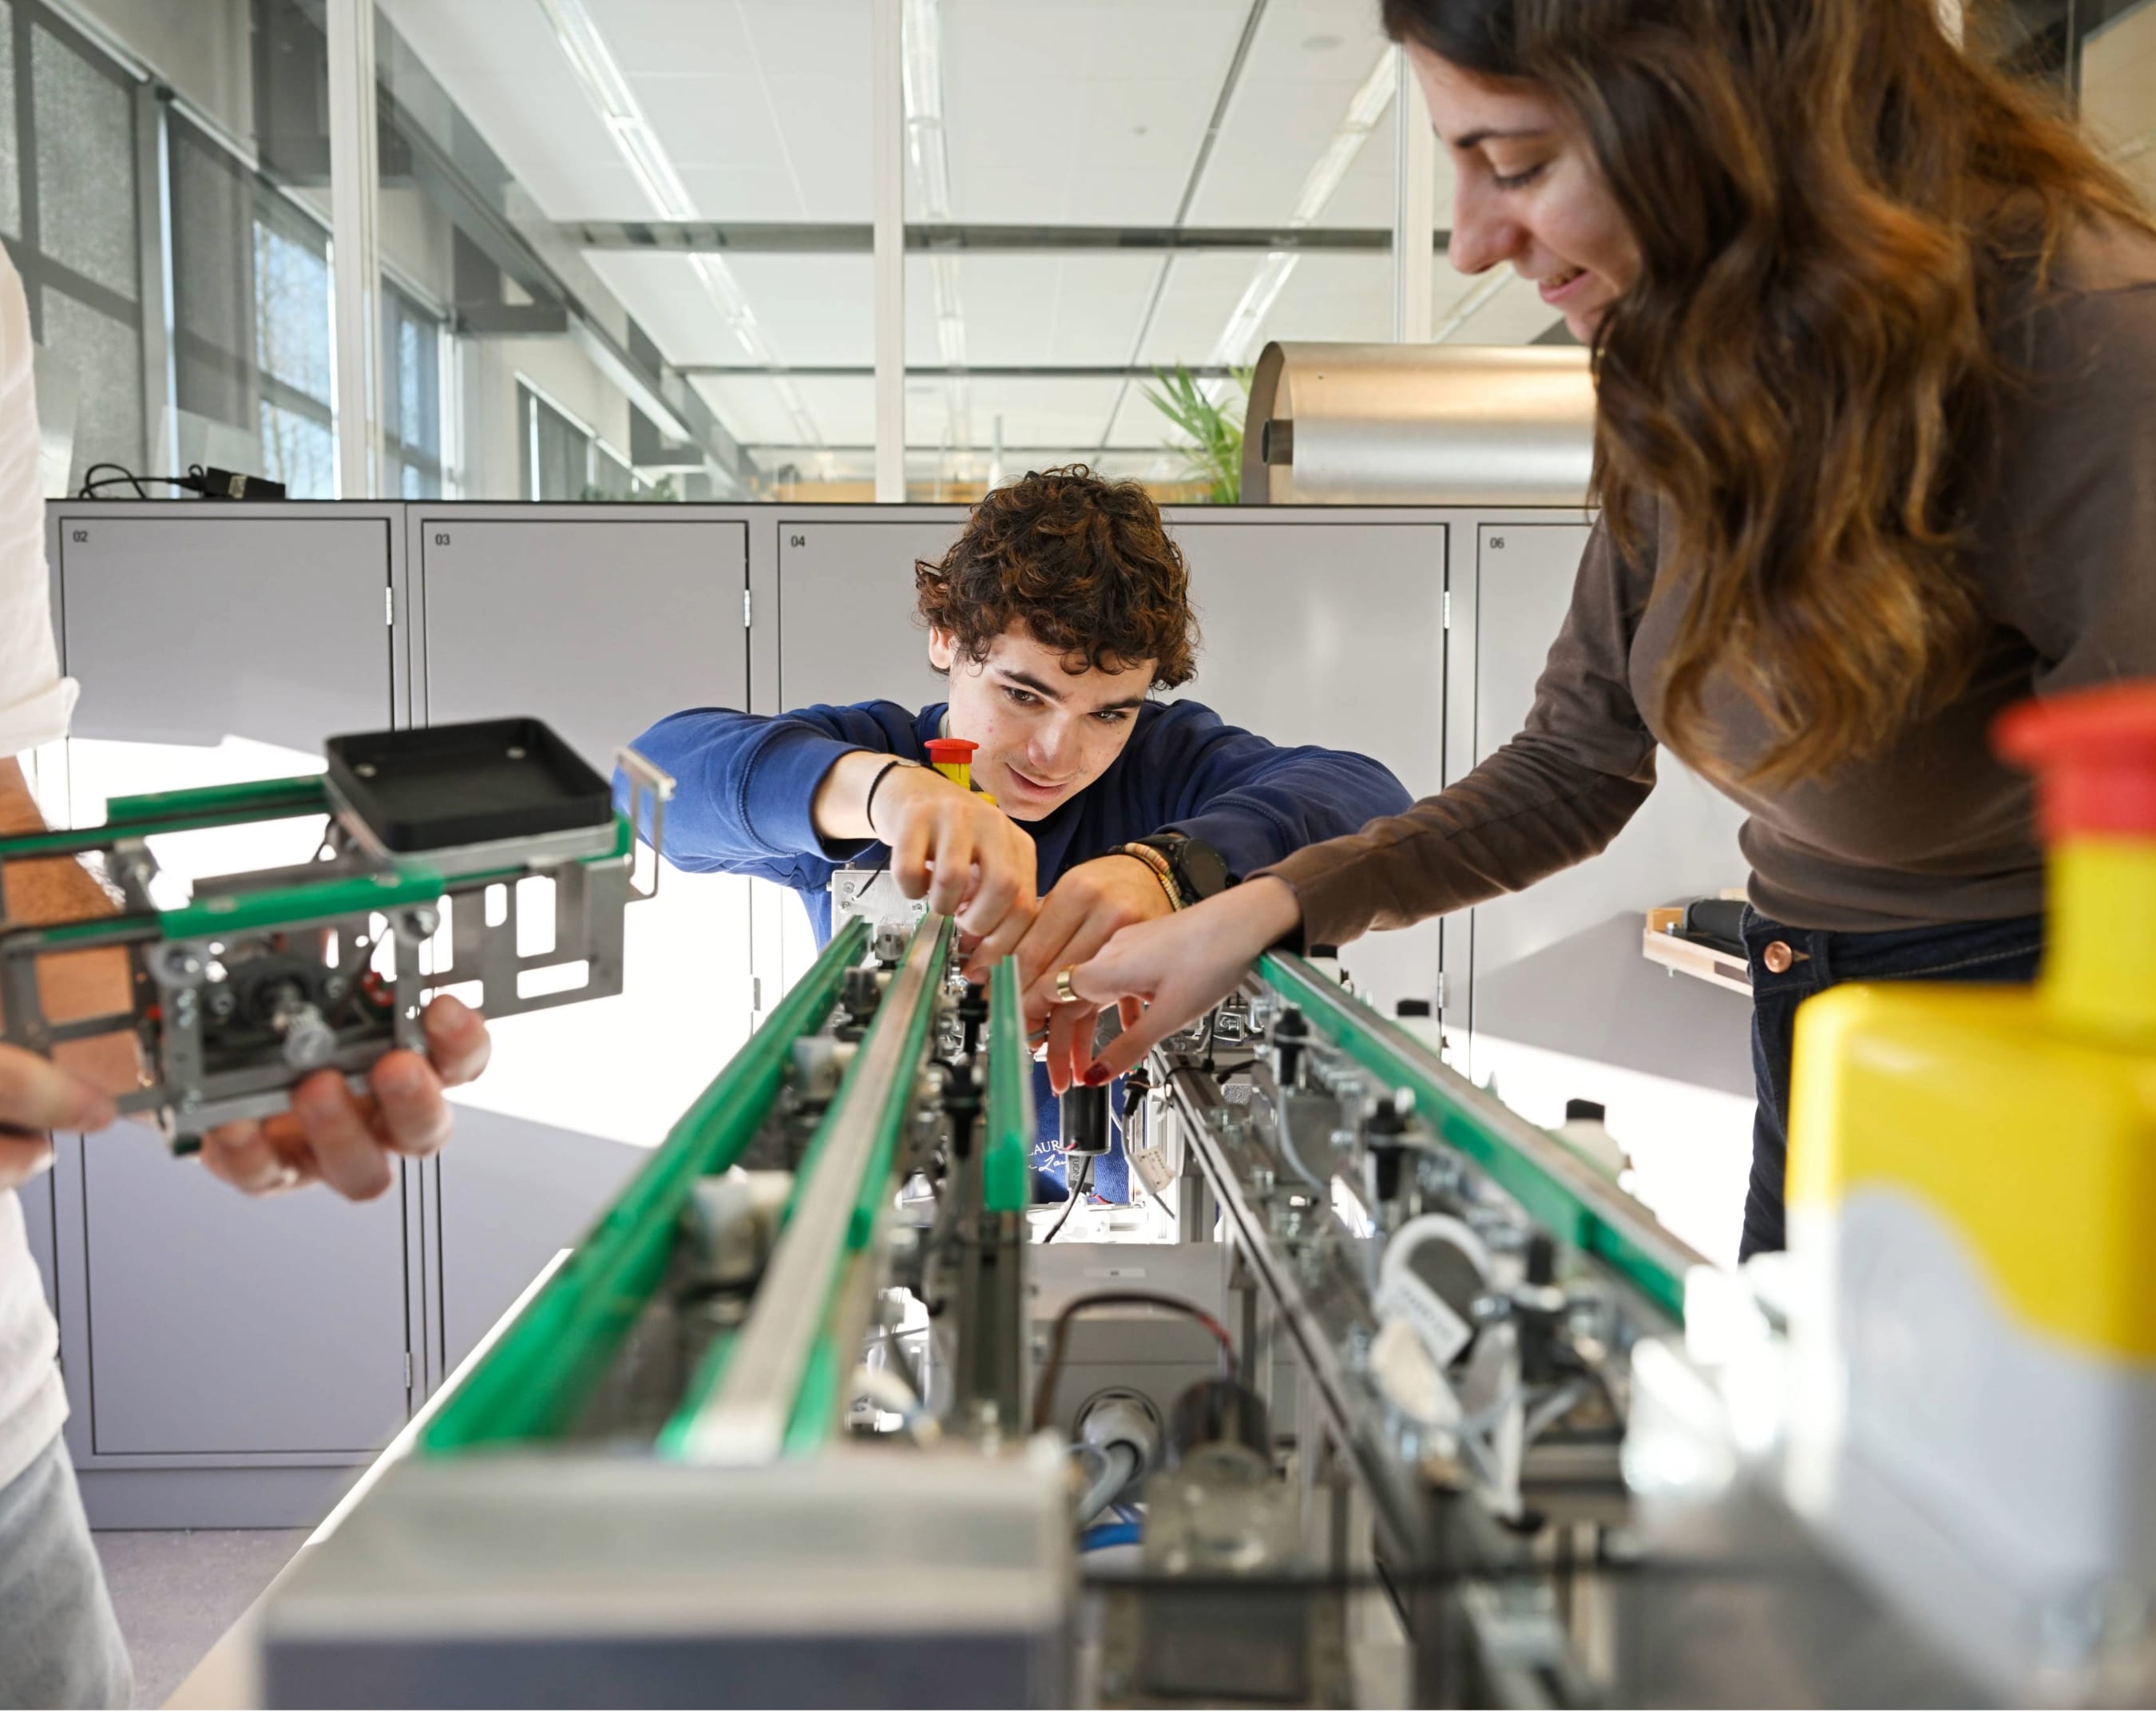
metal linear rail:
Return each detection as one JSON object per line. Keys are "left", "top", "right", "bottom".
{"left": 421, "top": 920, "right": 870, "bottom": 1452}
{"left": 1258, "top": 954, "right": 1700, "bottom": 1317}
{"left": 675, "top": 916, "right": 953, "bottom": 1465}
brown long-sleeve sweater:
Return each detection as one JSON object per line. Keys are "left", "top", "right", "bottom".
{"left": 1265, "top": 224, "right": 2156, "bottom": 945}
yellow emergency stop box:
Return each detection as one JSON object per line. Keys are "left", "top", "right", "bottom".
{"left": 1782, "top": 684, "right": 2156, "bottom": 1703}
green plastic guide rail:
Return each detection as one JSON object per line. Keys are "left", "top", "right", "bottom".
{"left": 1258, "top": 953, "right": 1699, "bottom": 1319}
{"left": 0, "top": 776, "right": 332, "bottom": 865}
{"left": 422, "top": 920, "right": 870, "bottom": 1453}
{"left": 982, "top": 954, "right": 1033, "bottom": 1214}
{"left": 0, "top": 768, "right": 632, "bottom": 949}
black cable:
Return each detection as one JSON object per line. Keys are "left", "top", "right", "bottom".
{"left": 1040, "top": 1160, "right": 1089, "bottom": 1244}
{"left": 78, "top": 462, "right": 149, "bottom": 498}
{"left": 77, "top": 463, "right": 206, "bottom": 498}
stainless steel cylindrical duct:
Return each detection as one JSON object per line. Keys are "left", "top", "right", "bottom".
{"left": 1241, "top": 342, "right": 1597, "bottom": 506}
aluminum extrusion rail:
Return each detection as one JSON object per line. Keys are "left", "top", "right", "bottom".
{"left": 420, "top": 918, "right": 870, "bottom": 1452}
{"left": 676, "top": 915, "right": 953, "bottom": 1464}
{"left": 1258, "top": 953, "right": 1702, "bottom": 1317}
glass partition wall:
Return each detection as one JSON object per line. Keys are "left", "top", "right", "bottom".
{"left": 15, "top": 0, "right": 2155, "bottom": 502}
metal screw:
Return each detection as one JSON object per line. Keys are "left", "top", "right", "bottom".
{"left": 206, "top": 988, "right": 236, "bottom": 1019}
{"left": 322, "top": 975, "right": 349, "bottom": 1001}
{"left": 355, "top": 762, "right": 378, "bottom": 778}
{"left": 176, "top": 1087, "right": 202, "bottom": 1112}
{"left": 1470, "top": 1292, "right": 1512, "bottom": 1326}
{"left": 172, "top": 990, "right": 199, "bottom": 1029}
{"left": 398, "top": 906, "right": 440, "bottom": 940}
{"left": 157, "top": 946, "right": 204, "bottom": 985}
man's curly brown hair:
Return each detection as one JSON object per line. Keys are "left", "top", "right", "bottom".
{"left": 914, "top": 464, "right": 1199, "bottom": 689}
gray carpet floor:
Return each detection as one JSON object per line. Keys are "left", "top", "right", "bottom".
{"left": 90, "top": 1528, "right": 307, "bottom": 1709}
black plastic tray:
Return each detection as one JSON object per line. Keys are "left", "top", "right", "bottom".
{"left": 326, "top": 718, "right": 612, "bottom": 853}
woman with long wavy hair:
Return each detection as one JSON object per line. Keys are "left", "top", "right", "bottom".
{"left": 1055, "top": 0, "right": 2156, "bottom": 1259}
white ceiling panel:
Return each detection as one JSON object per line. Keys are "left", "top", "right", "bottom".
{"left": 632, "top": 74, "right": 795, "bottom": 173}
{"left": 379, "top": 0, "right": 636, "bottom": 219}
{"left": 897, "top": 376, "right": 1125, "bottom": 458}
{"left": 705, "top": 256, "right": 875, "bottom": 365}
{"left": 937, "top": 375, "right": 1123, "bottom": 449}
{"left": 1135, "top": 252, "right": 1260, "bottom": 367}
{"left": 785, "top": 375, "right": 878, "bottom": 446}
{"left": 1184, "top": 0, "right": 1398, "bottom": 228}
{"left": 1258, "top": 251, "right": 1394, "bottom": 348}
{"left": 571, "top": 0, "right": 758, "bottom": 71}
{"left": 759, "top": 77, "right": 874, "bottom": 219}
{"left": 903, "top": 253, "right": 1160, "bottom": 367}
{"left": 695, "top": 372, "right": 879, "bottom": 450}
{"left": 583, "top": 253, "right": 749, "bottom": 364}
{"left": 937, "top": 0, "right": 1248, "bottom": 224}
{"left": 689, "top": 374, "right": 799, "bottom": 446}
{"left": 1133, "top": 249, "right": 1392, "bottom": 368}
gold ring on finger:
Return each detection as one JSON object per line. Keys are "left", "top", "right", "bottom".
{"left": 1053, "top": 966, "right": 1080, "bottom": 1005}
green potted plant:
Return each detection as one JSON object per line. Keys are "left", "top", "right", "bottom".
{"left": 1144, "top": 363, "right": 1254, "bottom": 503}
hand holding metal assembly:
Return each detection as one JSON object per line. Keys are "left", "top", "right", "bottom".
{"left": 1050, "top": 873, "right": 1305, "bottom": 1087}
{"left": 0, "top": 717, "right": 667, "bottom": 1152}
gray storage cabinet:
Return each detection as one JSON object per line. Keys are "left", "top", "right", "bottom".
{"left": 1447, "top": 520, "right": 1753, "bottom": 1092}
{"left": 49, "top": 506, "right": 411, "bottom": 1528}
{"left": 411, "top": 509, "right": 755, "bottom": 1381}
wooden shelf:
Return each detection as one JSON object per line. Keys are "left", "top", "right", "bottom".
{"left": 1643, "top": 904, "right": 1754, "bottom": 998}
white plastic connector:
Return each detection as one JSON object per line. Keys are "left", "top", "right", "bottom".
{"left": 1075, "top": 1392, "right": 1160, "bottom": 1525}
{"left": 1080, "top": 1391, "right": 1160, "bottom": 1475}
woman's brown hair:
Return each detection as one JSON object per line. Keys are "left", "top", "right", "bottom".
{"left": 1385, "top": 0, "right": 2154, "bottom": 784}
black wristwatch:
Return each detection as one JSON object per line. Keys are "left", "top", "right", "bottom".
{"left": 1135, "top": 831, "right": 1234, "bottom": 904}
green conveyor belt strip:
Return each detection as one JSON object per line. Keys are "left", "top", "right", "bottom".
{"left": 160, "top": 868, "right": 448, "bottom": 938}
{"left": 1258, "top": 952, "right": 1697, "bottom": 1319}
{"left": 419, "top": 919, "right": 869, "bottom": 1453}
{"left": 982, "top": 954, "right": 1033, "bottom": 1213}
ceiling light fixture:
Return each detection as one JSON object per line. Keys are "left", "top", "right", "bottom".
{"left": 903, "top": 0, "right": 969, "bottom": 462}
{"left": 537, "top": 0, "right": 823, "bottom": 450}
{"left": 1208, "top": 50, "right": 1397, "bottom": 371}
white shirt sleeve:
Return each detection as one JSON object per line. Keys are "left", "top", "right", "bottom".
{"left": 0, "top": 244, "right": 76, "bottom": 758}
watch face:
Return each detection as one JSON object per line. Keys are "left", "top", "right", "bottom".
{"left": 1167, "top": 835, "right": 1231, "bottom": 901}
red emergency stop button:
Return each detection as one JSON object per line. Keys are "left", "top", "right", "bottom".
{"left": 1994, "top": 681, "right": 2156, "bottom": 842}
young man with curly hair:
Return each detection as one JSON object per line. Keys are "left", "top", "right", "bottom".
{"left": 628, "top": 466, "right": 1408, "bottom": 1201}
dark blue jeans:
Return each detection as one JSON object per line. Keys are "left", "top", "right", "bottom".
{"left": 1738, "top": 906, "right": 2044, "bottom": 1261}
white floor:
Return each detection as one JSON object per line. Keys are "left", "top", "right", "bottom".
{"left": 91, "top": 1528, "right": 303, "bottom": 1709}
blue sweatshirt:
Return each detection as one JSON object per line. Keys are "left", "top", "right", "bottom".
{"left": 626, "top": 697, "right": 1411, "bottom": 1200}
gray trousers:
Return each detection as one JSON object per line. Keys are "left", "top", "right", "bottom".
{"left": 0, "top": 1435, "right": 132, "bottom": 1707}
